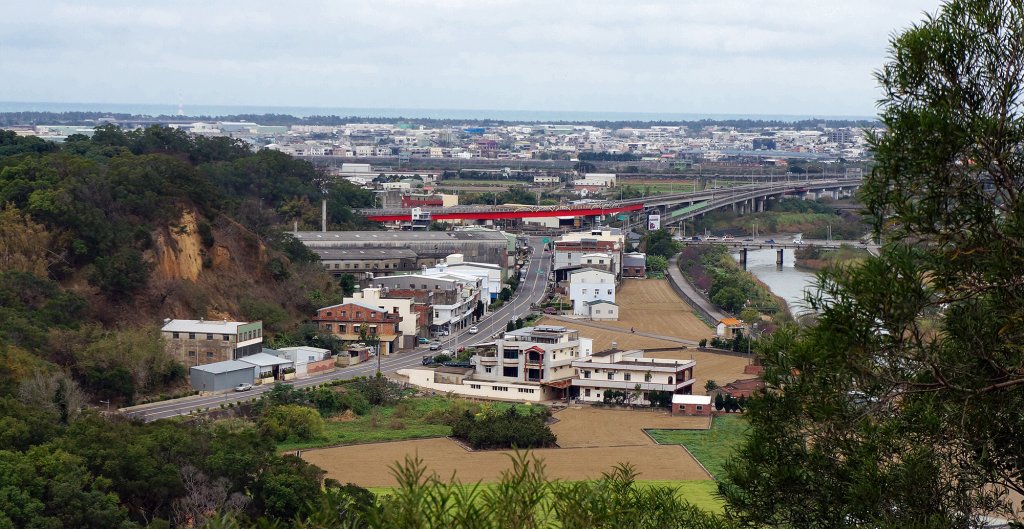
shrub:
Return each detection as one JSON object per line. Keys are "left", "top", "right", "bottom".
{"left": 388, "top": 418, "right": 406, "bottom": 430}
{"left": 258, "top": 404, "right": 325, "bottom": 442}
{"left": 451, "top": 407, "right": 556, "bottom": 450}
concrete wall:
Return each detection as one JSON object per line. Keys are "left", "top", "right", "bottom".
{"left": 398, "top": 367, "right": 554, "bottom": 402}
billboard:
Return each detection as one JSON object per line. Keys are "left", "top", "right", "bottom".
{"left": 647, "top": 214, "right": 661, "bottom": 230}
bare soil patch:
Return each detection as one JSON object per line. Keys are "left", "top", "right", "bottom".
{"left": 606, "top": 280, "right": 714, "bottom": 341}
{"left": 301, "top": 407, "right": 713, "bottom": 487}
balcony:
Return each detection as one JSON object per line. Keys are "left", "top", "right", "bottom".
{"left": 571, "top": 378, "right": 695, "bottom": 393}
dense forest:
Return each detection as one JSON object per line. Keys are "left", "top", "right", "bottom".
{"left": 0, "top": 126, "right": 374, "bottom": 404}
{"left": 0, "top": 111, "right": 880, "bottom": 131}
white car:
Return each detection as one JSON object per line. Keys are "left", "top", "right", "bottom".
{"left": 468, "top": 326, "right": 479, "bottom": 334}
{"left": 704, "top": 236, "right": 719, "bottom": 241}
{"left": 234, "top": 383, "right": 253, "bottom": 392}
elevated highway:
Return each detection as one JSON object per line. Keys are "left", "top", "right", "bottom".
{"left": 357, "top": 177, "right": 863, "bottom": 223}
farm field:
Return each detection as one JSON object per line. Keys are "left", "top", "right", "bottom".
{"left": 300, "top": 407, "right": 712, "bottom": 488}
{"left": 649, "top": 414, "right": 749, "bottom": 478}
{"left": 606, "top": 279, "right": 714, "bottom": 341}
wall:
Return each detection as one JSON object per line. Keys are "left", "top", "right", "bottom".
{"left": 189, "top": 367, "right": 255, "bottom": 393}
{"left": 398, "top": 368, "right": 553, "bottom": 402}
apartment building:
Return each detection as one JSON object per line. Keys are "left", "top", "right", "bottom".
{"left": 372, "top": 273, "right": 482, "bottom": 336}
{"left": 313, "top": 301, "right": 401, "bottom": 355}
{"left": 347, "top": 287, "right": 424, "bottom": 349}
{"left": 161, "top": 319, "right": 264, "bottom": 366}
{"left": 568, "top": 268, "right": 617, "bottom": 320}
{"left": 570, "top": 349, "right": 696, "bottom": 405}
{"left": 553, "top": 229, "right": 624, "bottom": 281}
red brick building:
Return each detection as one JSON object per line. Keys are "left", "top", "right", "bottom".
{"left": 313, "top": 301, "right": 401, "bottom": 355}
{"left": 671, "top": 394, "right": 713, "bottom": 416}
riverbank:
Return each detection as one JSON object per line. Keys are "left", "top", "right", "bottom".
{"left": 678, "top": 245, "right": 791, "bottom": 324}
{"left": 794, "top": 245, "right": 871, "bottom": 271}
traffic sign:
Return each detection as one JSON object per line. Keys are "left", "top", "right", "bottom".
{"left": 542, "top": 237, "right": 550, "bottom": 244}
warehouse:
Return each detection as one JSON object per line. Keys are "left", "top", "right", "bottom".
{"left": 292, "top": 229, "right": 513, "bottom": 270}
{"left": 189, "top": 360, "right": 256, "bottom": 393}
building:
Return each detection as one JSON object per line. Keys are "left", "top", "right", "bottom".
{"left": 716, "top": 318, "right": 746, "bottom": 338}
{"left": 336, "top": 344, "right": 375, "bottom": 367}
{"left": 424, "top": 253, "right": 504, "bottom": 300}
{"left": 239, "top": 352, "right": 294, "bottom": 383}
{"left": 274, "top": 346, "right": 335, "bottom": 377}
{"left": 189, "top": 360, "right": 256, "bottom": 393}
{"left": 583, "top": 300, "right": 619, "bottom": 320}
{"left": 312, "top": 248, "right": 418, "bottom": 278}
{"left": 708, "top": 377, "right": 765, "bottom": 399}
{"left": 372, "top": 273, "right": 482, "bottom": 337}
{"left": 294, "top": 230, "right": 511, "bottom": 271}
{"left": 349, "top": 287, "right": 424, "bottom": 349}
{"left": 314, "top": 301, "right": 402, "bottom": 355}
{"left": 533, "top": 175, "right": 561, "bottom": 185}
{"left": 553, "top": 229, "right": 625, "bottom": 281}
{"left": 671, "top": 394, "right": 713, "bottom": 416}
{"left": 568, "top": 268, "right": 617, "bottom": 318}
{"left": 161, "top": 319, "right": 264, "bottom": 366}
{"left": 622, "top": 252, "right": 647, "bottom": 278}
{"left": 570, "top": 348, "right": 696, "bottom": 404}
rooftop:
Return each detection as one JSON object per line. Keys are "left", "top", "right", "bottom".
{"left": 238, "top": 353, "right": 293, "bottom": 367}
{"left": 672, "top": 394, "right": 712, "bottom": 406}
{"left": 312, "top": 248, "right": 417, "bottom": 260}
{"left": 161, "top": 319, "right": 256, "bottom": 334}
{"left": 293, "top": 230, "right": 509, "bottom": 242}
{"left": 190, "top": 360, "right": 254, "bottom": 375}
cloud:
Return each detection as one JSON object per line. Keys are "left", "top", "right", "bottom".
{"left": 0, "top": 0, "right": 941, "bottom": 116}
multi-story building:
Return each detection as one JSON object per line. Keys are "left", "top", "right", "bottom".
{"left": 471, "top": 325, "right": 592, "bottom": 395}
{"left": 622, "top": 252, "right": 647, "bottom": 278}
{"left": 312, "top": 248, "right": 418, "bottom": 278}
{"left": 372, "top": 273, "right": 482, "bottom": 336}
{"left": 313, "top": 301, "right": 402, "bottom": 355}
{"left": 424, "top": 254, "right": 503, "bottom": 301}
{"left": 570, "top": 349, "right": 696, "bottom": 405}
{"left": 161, "top": 319, "right": 264, "bottom": 366}
{"left": 568, "top": 268, "right": 617, "bottom": 319}
{"left": 347, "top": 287, "right": 424, "bottom": 349}
{"left": 553, "top": 229, "right": 624, "bottom": 281}
{"left": 295, "top": 229, "right": 511, "bottom": 271}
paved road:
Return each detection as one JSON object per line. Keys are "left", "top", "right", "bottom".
{"left": 122, "top": 237, "right": 551, "bottom": 422}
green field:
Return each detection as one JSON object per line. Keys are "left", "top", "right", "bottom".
{"left": 279, "top": 396, "right": 531, "bottom": 451}
{"left": 647, "top": 414, "right": 749, "bottom": 478}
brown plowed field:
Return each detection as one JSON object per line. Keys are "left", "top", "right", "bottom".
{"left": 606, "top": 279, "right": 714, "bottom": 341}
{"left": 301, "top": 407, "right": 712, "bottom": 487}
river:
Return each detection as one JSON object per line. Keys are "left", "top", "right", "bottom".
{"left": 732, "top": 249, "right": 819, "bottom": 316}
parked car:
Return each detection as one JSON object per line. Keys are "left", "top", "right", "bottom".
{"left": 543, "top": 306, "right": 558, "bottom": 314}
{"left": 722, "top": 234, "right": 734, "bottom": 240}
{"left": 468, "top": 326, "right": 479, "bottom": 334}
{"left": 705, "top": 235, "right": 720, "bottom": 241}
{"left": 234, "top": 383, "right": 253, "bottom": 392}
{"left": 418, "top": 337, "right": 430, "bottom": 344}
{"left": 691, "top": 236, "right": 702, "bottom": 241}
{"left": 429, "top": 341, "right": 441, "bottom": 351}
{"left": 765, "top": 239, "right": 776, "bottom": 244}
{"left": 743, "top": 237, "right": 754, "bottom": 242}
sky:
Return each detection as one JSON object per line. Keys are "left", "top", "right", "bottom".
{"left": 0, "top": 0, "right": 943, "bottom": 118}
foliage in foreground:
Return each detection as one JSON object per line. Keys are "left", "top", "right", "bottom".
{"left": 203, "top": 453, "right": 734, "bottom": 529}
{"left": 722, "top": 0, "right": 1024, "bottom": 526}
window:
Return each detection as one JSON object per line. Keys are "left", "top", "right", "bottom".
{"left": 583, "top": 371, "right": 591, "bottom": 379}
{"left": 206, "top": 333, "right": 213, "bottom": 340}
{"left": 322, "top": 323, "right": 333, "bottom": 332}
{"left": 338, "top": 325, "right": 346, "bottom": 333}
{"left": 696, "top": 405, "right": 704, "bottom": 411}
{"left": 645, "top": 373, "right": 652, "bottom": 382}
{"left": 595, "top": 310, "right": 601, "bottom": 314}
{"left": 470, "top": 384, "right": 482, "bottom": 389}
{"left": 503, "top": 366, "right": 519, "bottom": 378}
{"left": 607, "top": 289, "right": 612, "bottom": 295}
{"left": 188, "top": 351, "right": 196, "bottom": 357}
{"left": 206, "top": 351, "right": 214, "bottom": 358}
{"left": 340, "top": 310, "right": 346, "bottom": 316}
{"left": 518, "top": 388, "right": 535, "bottom": 394}
{"left": 582, "top": 289, "right": 587, "bottom": 294}
{"left": 624, "top": 373, "right": 631, "bottom": 381}
{"left": 172, "top": 332, "right": 179, "bottom": 339}
{"left": 188, "top": 333, "right": 196, "bottom": 339}
{"left": 326, "top": 311, "right": 332, "bottom": 316}
{"left": 485, "top": 367, "right": 492, "bottom": 373}
{"left": 494, "top": 386, "right": 509, "bottom": 392}
{"left": 585, "top": 388, "right": 591, "bottom": 397}
{"left": 503, "top": 350, "right": 519, "bottom": 360}
{"left": 587, "top": 259, "right": 592, "bottom": 264}
{"left": 607, "top": 373, "right": 615, "bottom": 380}
{"left": 222, "top": 334, "right": 230, "bottom": 341}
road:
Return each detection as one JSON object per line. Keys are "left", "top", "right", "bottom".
{"left": 122, "top": 237, "right": 551, "bottom": 422}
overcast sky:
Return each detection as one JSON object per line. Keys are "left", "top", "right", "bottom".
{"left": 0, "top": 1, "right": 942, "bottom": 118}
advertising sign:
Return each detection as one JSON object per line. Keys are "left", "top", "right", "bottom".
{"left": 647, "top": 214, "right": 661, "bottom": 230}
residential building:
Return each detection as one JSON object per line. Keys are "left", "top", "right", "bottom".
{"left": 553, "top": 229, "right": 624, "bottom": 281}
{"left": 424, "top": 253, "right": 503, "bottom": 300}
{"left": 622, "top": 252, "right": 647, "bottom": 278}
{"left": 707, "top": 377, "right": 764, "bottom": 399}
{"left": 372, "top": 273, "right": 481, "bottom": 336}
{"left": 238, "top": 352, "right": 294, "bottom": 382}
{"left": 349, "top": 287, "right": 423, "bottom": 349}
{"left": 274, "top": 346, "right": 335, "bottom": 377}
{"left": 716, "top": 317, "right": 746, "bottom": 338}
{"left": 313, "top": 301, "right": 402, "bottom": 355}
{"left": 471, "top": 325, "right": 592, "bottom": 396}
{"left": 161, "top": 319, "right": 264, "bottom": 366}
{"left": 569, "top": 268, "right": 616, "bottom": 318}
{"left": 583, "top": 300, "right": 619, "bottom": 320}
{"left": 570, "top": 348, "right": 696, "bottom": 404}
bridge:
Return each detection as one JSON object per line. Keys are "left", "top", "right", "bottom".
{"left": 357, "top": 177, "right": 863, "bottom": 224}
{"left": 679, "top": 237, "right": 879, "bottom": 268}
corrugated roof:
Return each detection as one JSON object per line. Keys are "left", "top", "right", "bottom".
{"left": 238, "top": 353, "right": 293, "bottom": 367}
{"left": 190, "top": 360, "right": 254, "bottom": 375}
{"left": 161, "top": 319, "right": 254, "bottom": 334}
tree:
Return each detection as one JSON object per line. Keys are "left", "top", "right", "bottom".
{"left": 646, "top": 254, "right": 668, "bottom": 273}
{"left": 644, "top": 229, "right": 680, "bottom": 259}
{"left": 337, "top": 273, "right": 357, "bottom": 296}
{"left": 506, "top": 320, "right": 515, "bottom": 332}
{"left": 87, "top": 248, "right": 152, "bottom": 299}
{"left": 704, "top": 380, "right": 718, "bottom": 392}
{"left": 722, "top": 1, "right": 1024, "bottom": 525}
{"left": 714, "top": 393, "right": 725, "bottom": 411}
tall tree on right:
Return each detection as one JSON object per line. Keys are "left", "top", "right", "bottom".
{"left": 721, "top": 1, "right": 1024, "bottom": 527}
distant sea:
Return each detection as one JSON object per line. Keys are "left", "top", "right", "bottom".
{"left": 0, "top": 101, "right": 875, "bottom": 123}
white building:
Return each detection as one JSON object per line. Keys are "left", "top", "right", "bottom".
{"left": 569, "top": 268, "right": 616, "bottom": 318}
{"left": 274, "top": 346, "right": 331, "bottom": 377}
{"left": 570, "top": 349, "right": 696, "bottom": 404}
{"left": 425, "top": 254, "right": 503, "bottom": 301}
{"left": 348, "top": 287, "right": 420, "bottom": 349}
{"left": 553, "top": 229, "right": 625, "bottom": 280}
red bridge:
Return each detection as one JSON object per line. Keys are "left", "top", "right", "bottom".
{"left": 360, "top": 202, "right": 644, "bottom": 222}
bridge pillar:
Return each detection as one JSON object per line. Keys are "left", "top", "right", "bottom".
{"left": 776, "top": 248, "right": 784, "bottom": 266}
{"left": 757, "top": 198, "right": 765, "bottom": 212}
{"left": 739, "top": 248, "right": 748, "bottom": 270}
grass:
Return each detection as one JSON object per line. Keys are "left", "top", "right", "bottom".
{"left": 368, "top": 479, "right": 723, "bottom": 512}
{"left": 280, "top": 396, "right": 533, "bottom": 451}
{"left": 646, "top": 414, "right": 749, "bottom": 479}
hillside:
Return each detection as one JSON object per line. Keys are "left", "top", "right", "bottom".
{"left": 0, "top": 127, "right": 373, "bottom": 402}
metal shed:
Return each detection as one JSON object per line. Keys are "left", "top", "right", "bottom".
{"left": 189, "top": 360, "right": 256, "bottom": 393}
